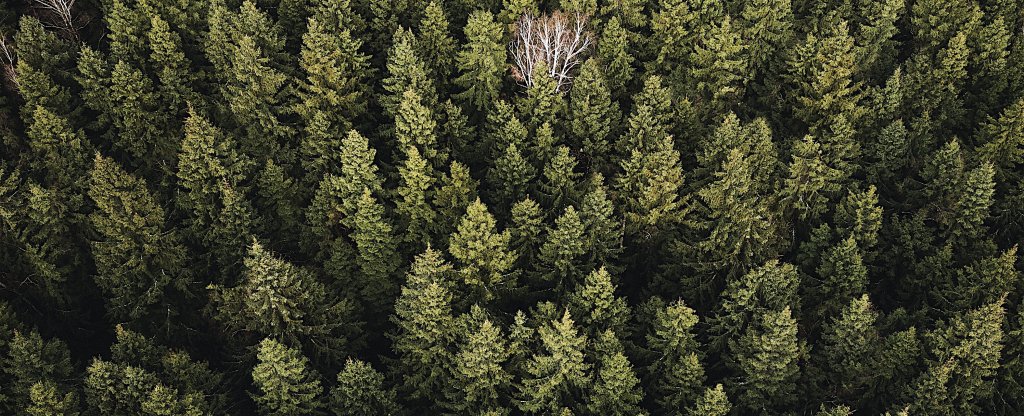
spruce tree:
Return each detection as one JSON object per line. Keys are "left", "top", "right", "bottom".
{"left": 455, "top": 10, "right": 505, "bottom": 112}
{"left": 391, "top": 248, "right": 456, "bottom": 403}
{"left": 615, "top": 134, "right": 686, "bottom": 241}
{"left": 330, "top": 359, "right": 401, "bottom": 416}
{"left": 537, "top": 206, "right": 587, "bottom": 288}
{"left": 739, "top": 0, "right": 794, "bottom": 76}
{"left": 251, "top": 338, "right": 324, "bottom": 416}
{"left": 586, "top": 330, "right": 644, "bottom": 415}
{"left": 209, "top": 240, "right": 359, "bottom": 359}
{"left": 417, "top": 1, "right": 457, "bottom": 85}
{"left": 395, "top": 146, "right": 439, "bottom": 251}
{"left": 536, "top": 146, "right": 583, "bottom": 212}
{"left": 448, "top": 199, "right": 517, "bottom": 302}
{"left": 518, "top": 310, "right": 591, "bottom": 414}
{"left": 350, "top": 189, "right": 401, "bottom": 314}
{"left": 432, "top": 161, "right": 478, "bottom": 240}
{"left": 689, "top": 16, "right": 750, "bottom": 116}
{"left": 381, "top": 27, "right": 435, "bottom": 117}
{"left": 596, "top": 17, "right": 635, "bottom": 99}
{"left": 730, "top": 306, "right": 801, "bottom": 413}
{"left": 567, "top": 267, "right": 630, "bottom": 337}
{"left": 296, "top": 0, "right": 370, "bottom": 135}
{"left": 394, "top": 89, "right": 443, "bottom": 168}
{"left": 568, "top": 59, "right": 620, "bottom": 169}
{"left": 688, "top": 384, "right": 731, "bottom": 416}
{"left": 647, "top": 299, "right": 706, "bottom": 412}
{"left": 88, "top": 154, "right": 188, "bottom": 324}
{"left": 447, "top": 318, "right": 513, "bottom": 414}
{"left": 27, "top": 380, "right": 79, "bottom": 416}
{"left": 814, "top": 294, "right": 880, "bottom": 404}
{"left": 781, "top": 134, "right": 843, "bottom": 222}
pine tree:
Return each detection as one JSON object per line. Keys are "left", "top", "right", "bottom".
{"left": 418, "top": 1, "right": 457, "bottom": 85}
{"left": 688, "top": 384, "right": 731, "bottom": 416}
{"left": 350, "top": 189, "right": 401, "bottom": 313}
{"left": 382, "top": 28, "right": 435, "bottom": 116}
{"left": 455, "top": 10, "right": 505, "bottom": 112}
{"left": 146, "top": 15, "right": 194, "bottom": 118}
{"left": 739, "top": 0, "right": 794, "bottom": 76}
{"left": 814, "top": 294, "right": 880, "bottom": 403}
{"left": 88, "top": 154, "right": 188, "bottom": 324}
{"left": 306, "top": 130, "right": 382, "bottom": 243}
{"left": 651, "top": 0, "right": 694, "bottom": 76}
{"left": 24, "top": 106, "right": 91, "bottom": 192}
{"left": 251, "top": 338, "right": 324, "bottom": 416}
{"left": 499, "top": 0, "right": 538, "bottom": 26}
{"left": 518, "top": 61, "right": 566, "bottom": 131}
{"left": 395, "top": 146, "right": 438, "bottom": 250}
{"left": 330, "top": 359, "right": 401, "bottom": 416}
{"left": 296, "top": 0, "right": 370, "bottom": 135}
{"left": 15, "top": 16, "right": 76, "bottom": 123}
{"left": 730, "top": 306, "right": 801, "bottom": 413}
{"left": 710, "top": 260, "right": 800, "bottom": 352}
{"left": 689, "top": 16, "right": 749, "bottom": 116}
{"left": 647, "top": 299, "right": 706, "bottom": 412}
{"left": 975, "top": 97, "right": 1024, "bottom": 179}
{"left": 537, "top": 206, "right": 587, "bottom": 288}
{"left": 596, "top": 17, "right": 635, "bottom": 99}
{"left": 568, "top": 59, "right": 620, "bottom": 171}
{"left": 487, "top": 142, "right": 536, "bottom": 213}
{"left": 83, "top": 360, "right": 160, "bottom": 416}
{"left": 519, "top": 310, "right": 591, "bottom": 414}
{"left": 510, "top": 197, "right": 545, "bottom": 270}
{"left": 567, "top": 267, "right": 630, "bottom": 337}
{"left": 448, "top": 199, "right": 517, "bottom": 302}
{"left": 447, "top": 318, "right": 513, "bottom": 414}
{"left": 209, "top": 240, "right": 359, "bottom": 358}
{"left": 391, "top": 248, "right": 456, "bottom": 403}
{"left": 587, "top": 331, "right": 644, "bottom": 415}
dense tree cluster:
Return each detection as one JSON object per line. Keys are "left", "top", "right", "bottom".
{"left": 0, "top": 0, "right": 1022, "bottom": 414}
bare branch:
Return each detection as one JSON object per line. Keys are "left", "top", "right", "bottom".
{"left": 510, "top": 11, "right": 593, "bottom": 93}
{"left": 0, "top": 34, "right": 17, "bottom": 91}
{"left": 31, "top": 0, "right": 80, "bottom": 41}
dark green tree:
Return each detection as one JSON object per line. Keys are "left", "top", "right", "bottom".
{"left": 251, "top": 338, "right": 324, "bottom": 416}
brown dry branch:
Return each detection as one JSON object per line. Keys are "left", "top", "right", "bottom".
{"left": 510, "top": 11, "right": 593, "bottom": 93}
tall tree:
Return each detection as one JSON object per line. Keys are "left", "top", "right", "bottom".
{"left": 646, "top": 299, "right": 706, "bottom": 412}
{"left": 330, "top": 359, "right": 401, "bottom": 416}
{"left": 251, "top": 338, "right": 324, "bottom": 416}
{"left": 448, "top": 199, "right": 517, "bottom": 303}
{"left": 518, "top": 310, "right": 591, "bottom": 414}
{"left": 730, "top": 306, "right": 802, "bottom": 414}
{"left": 87, "top": 154, "right": 188, "bottom": 325}
{"left": 455, "top": 10, "right": 505, "bottom": 113}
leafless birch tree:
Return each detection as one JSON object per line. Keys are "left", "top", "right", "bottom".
{"left": 510, "top": 11, "right": 593, "bottom": 93}
{"left": 31, "top": 0, "right": 80, "bottom": 41}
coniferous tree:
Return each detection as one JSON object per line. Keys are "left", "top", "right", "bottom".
{"left": 448, "top": 199, "right": 517, "bottom": 303}
{"left": 567, "top": 267, "right": 630, "bottom": 337}
{"left": 395, "top": 146, "right": 439, "bottom": 251}
{"left": 418, "top": 1, "right": 456, "bottom": 86}
{"left": 730, "top": 306, "right": 802, "bottom": 414}
{"left": 537, "top": 206, "right": 588, "bottom": 289}
{"left": 646, "top": 299, "right": 706, "bottom": 413}
{"left": 209, "top": 240, "right": 359, "bottom": 359}
{"left": 587, "top": 330, "right": 644, "bottom": 415}
{"left": 688, "top": 384, "right": 731, "bottom": 416}
{"left": 88, "top": 154, "right": 188, "bottom": 325}
{"left": 251, "top": 338, "right": 324, "bottom": 416}
{"left": 392, "top": 248, "right": 456, "bottom": 404}
{"left": 455, "top": 10, "right": 505, "bottom": 113}
{"left": 569, "top": 59, "right": 620, "bottom": 171}
{"left": 382, "top": 28, "right": 436, "bottom": 117}
{"left": 519, "top": 310, "right": 591, "bottom": 414}
{"left": 447, "top": 318, "right": 513, "bottom": 414}
{"left": 331, "top": 359, "right": 401, "bottom": 416}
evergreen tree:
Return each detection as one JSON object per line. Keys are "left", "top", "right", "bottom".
{"left": 350, "top": 189, "right": 401, "bottom": 313}
{"left": 811, "top": 237, "right": 869, "bottom": 320}
{"left": 518, "top": 310, "right": 591, "bottom": 414}
{"left": 578, "top": 175, "right": 623, "bottom": 269}
{"left": 537, "top": 206, "right": 587, "bottom": 288}
{"left": 596, "top": 17, "right": 635, "bottom": 99}
{"left": 689, "top": 16, "right": 749, "bottom": 116}
{"left": 391, "top": 248, "right": 456, "bottom": 403}
{"left": 27, "top": 380, "right": 79, "bottom": 416}
{"left": 781, "top": 134, "right": 843, "bottom": 222}
{"left": 432, "top": 161, "right": 478, "bottom": 240}
{"left": 587, "top": 330, "right": 644, "bottom": 415}
{"left": 615, "top": 134, "right": 686, "bottom": 241}
{"left": 2, "top": 330, "right": 73, "bottom": 411}
{"left": 330, "top": 359, "right": 401, "bottom": 416}
{"left": 447, "top": 318, "right": 513, "bottom": 414}
{"left": 647, "top": 299, "right": 706, "bottom": 412}
{"left": 814, "top": 294, "right": 880, "bottom": 403}
{"left": 730, "top": 306, "right": 801, "bottom": 414}
{"left": 381, "top": 27, "right": 435, "bottom": 117}
{"left": 688, "top": 384, "right": 731, "bottom": 416}
{"left": 209, "top": 240, "right": 359, "bottom": 359}
{"left": 567, "top": 267, "right": 630, "bottom": 337}
{"left": 448, "top": 199, "right": 517, "bottom": 302}
{"left": 395, "top": 146, "right": 438, "bottom": 251}
{"left": 296, "top": 0, "right": 371, "bottom": 135}
{"left": 740, "top": 0, "right": 794, "bottom": 76}
{"left": 455, "top": 10, "right": 505, "bottom": 112}
{"left": 568, "top": 59, "right": 620, "bottom": 171}
{"left": 88, "top": 154, "right": 188, "bottom": 324}
{"left": 536, "top": 146, "right": 583, "bottom": 212}
{"left": 417, "top": 1, "right": 457, "bottom": 85}
{"left": 251, "top": 338, "right": 324, "bottom": 416}
{"left": 394, "top": 89, "right": 443, "bottom": 167}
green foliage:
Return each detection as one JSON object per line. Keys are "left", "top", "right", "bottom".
{"left": 251, "top": 338, "right": 324, "bottom": 416}
{"left": 448, "top": 199, "right": 517, "bottom": 302}
{"left": 331, "top": 358, "right": 401, "bottom": 415}
{"left": 519, "top": 310, "right": 591, "bottom": 414}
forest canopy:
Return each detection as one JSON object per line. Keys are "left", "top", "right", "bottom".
{"left": 0, "top": 0, "right": 1023, "bottom": 415}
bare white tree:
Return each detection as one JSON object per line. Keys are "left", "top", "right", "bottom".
{"left": 0, "top": 34, "right": 16, "bottom": 90}
{"left": 31, "top": 0, "right": 79, "bottom": 40}
{"left": 510, "top": 11, "right": 593, "bottom": 93}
